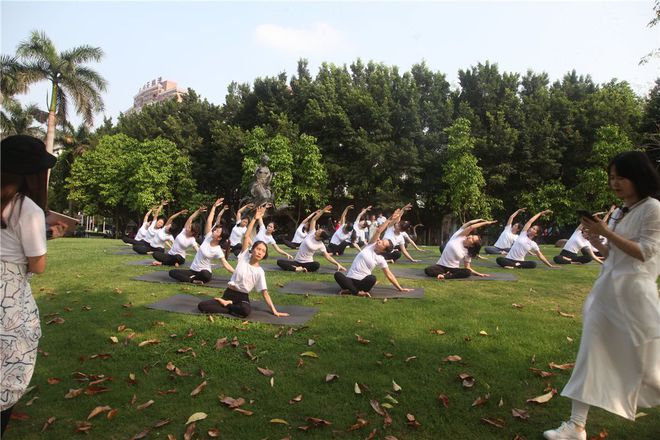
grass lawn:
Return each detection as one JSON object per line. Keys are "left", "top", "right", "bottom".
{"left": 5, "top": 238, "right": 658, "bottom": 439}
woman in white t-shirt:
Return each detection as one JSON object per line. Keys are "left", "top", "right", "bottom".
{"left": 198, "top": 204, "right": 289, "bottom": 318}
{"left": 496, "top": 209, "right": 555, "bottom": 269}
{"left": 277, "top": 206, "right": 346, "bottom": 272}
{"left": 327, "top": 205, "right": 359, "bottom": 255}
{"left": 282, "top": 210, "right": 316, "bottom": 249}
{"left": 152, "top": 206, "right": 205, "bottom": 266}
{"left": 552, "top": 224, "right": 602, "bottom": 265}
{"left": 255, "top": 216, "right": 294, "bottom": 260}
{"left": 484, "top": 208, "right": 525, "bottom": 254}
{"left": 132, "top": 200, "right": 168, "bottom": 254}
{"left": 122, "top": 207, "right": 152, "bottom": 245}
{"left": 424, "top": 220, "right": 497, "bottom": 279}
{"left": 1, "top": 136, "right": 65, "bottom": 434}
{"left": 169, "top": 199, "right": 234, "bottom": 283}
{"left": 334, "top": 209, "right": 413, "bottom": 297}
{"left": 228, "top": 203, "right": 254, "bottom": 256}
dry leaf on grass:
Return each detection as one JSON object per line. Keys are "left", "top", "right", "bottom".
{"left": 289, "top": 394, "right": 302, "bottom": 404}
{"left": 257, "top": 367, "right": 274, "bottom": 377}
{"left": 511, "top": 408, "right": 529, "bottom": 420}
{"left": 512, "top": 303, "right": 524, "bottom": 309}
{"left": 87, "top": 405, "right": 112, "bottom": 420}
{"left": 270, "top": 418, "right": 289, "bottom": 425}
{"left": 405, "top": 356, "right": 417, "bottom": 363}
{"left": 219, "top": 396, "right": 245, "bottom": 408}
{"left": 458, "top": 373, "right": 475, "bottom": 388}
{"left": 215, "top": 337, "right": 228, "bottom": 350}
{"left": 25, "top": 396, "right": 39, "bottom": 406}
{"left": 526, "top": 389, "right": 556, "bottom": 404}
{"left": 75, "top": 421, "right": 93, "bottom": 433}
{"left": 46, "top": 317, "right": 65, "bottom": 325}
{"left": 190, "top": 381, "right": 208, "bottom": 397}
{"left": 325, "top": 373, "right": 339, "bottom": 382}
{"left": 430, "top": 329, "right": 446, "bottom": 335}
{"left": 549, "top": 362, "right": 575, "bottom": 370}
{"left": 41, "top": 417, "right": 56, "bottom": 432}
{"left": 300, "top": 351, "right": 318, "bottom": 358}
{"left": 136, "top": 400, "right": 154, "bottom": 410}
{"left": 157, "top": 389, "right": 177, "bottom": 395}
{"left": 589, "top": 429, "right": 608, "bottom": 439}
{"left": 347, "top": 417, "right": 369, "bottom": 431}
{"left": 437, "top": 394, "right": 450, "bottom": 408}
{"left": 233, "top": 408, "right": 254, "bottom": 416}
{"left": 107, "top": 409, "right": 118, "bottom": 420}
{"left": 406, "top": 413, "right": 421, "bottom": 429}
{"left": 131, "top": 428, "right": 150, "bottom": 440}
{"left": 355, "top": 334, "right": 370, "bottom": 344}
{"left": 138, "top": 339, "right": 159, "bottom": 347}
{"left": 471, "top": 395, "right": 489, "bottom": 407}
{"left": 184, "top": 422, "right": 196, "bottom": 440}
{"left": 84, "top": 386, "right": 110, "bottom": 396}
{"left": 186, "top": 412, "right": 207, "bottom": 425}
{"left": 369, "top": 399, "right": 385, "bottom": 416}
{"left": 443, "top": 355, "right": 462, "bottom": 362}
{"left": 481, "top": 417, "right": 506, "bottom": 428}
{"left": 558, "top": 311, "right": 575, "bottom": 318}
{"left": 47, "top": 377, "right": 61, "bottom": 385}
{"left": 65, "top": 388, "right": 83, "bottom": 399}
{"left": 529, "top": 367, "right": 557, "bottom": 378}
{"left": 207, "top": 428, "right": 220, "bottom": 437}
{"left": 392, "top": 380, "right": 402, "bottom": 392}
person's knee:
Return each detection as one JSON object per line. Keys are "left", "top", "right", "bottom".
{"left": 495, "top": 257, "right": 506, "bottom": 267}
{"left": 276, "top": 259, "right": 289, "bottom": 270}
{"left": 553, "top": 255, "right": 567, "bottom": 264}
{"left": 308, "top": 262, "right": 320, "bottom": 272}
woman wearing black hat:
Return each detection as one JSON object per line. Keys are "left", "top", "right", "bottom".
{"left": 0, "top": 135, "right": 65, "bottom": 434}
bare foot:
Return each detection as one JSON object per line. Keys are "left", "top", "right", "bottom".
{"left": 151, "top": 261, "right": 162, "bottom": 266}
{"left": 174, "top": 262, "right": 180, "bottom": 267}
{"left": 295, "top": 266, "right": 307, "bottom": 272}
{"left": 215, "top": 298, "right": 232, "bottom": 306}
{"left": 192, "top": 279, "right": 205, "bottom": 285}
{"left": 436, "top": 274, "right": 445, "bottom": 280}
{"left": 337, "top": 289, "right": 351, "bottom": 295}
{"left": 356, "top": 291, "right": 372, "bottom": 298}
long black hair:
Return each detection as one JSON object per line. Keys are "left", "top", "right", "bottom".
{"left": 608, "top": 151, "right": 660, "bottom": 200}
{"left": 1, "top": 170, "right": 49, "bottom": 229}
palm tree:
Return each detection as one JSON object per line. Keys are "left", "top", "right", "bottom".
{"left": 15, "top": 30, "right": 107, "bottom": 155}
{"left": 0, "top": 100, "right": 45, "bottom": 139}
{"left": 0, "top": 55, "right": 30, "bottom": 104}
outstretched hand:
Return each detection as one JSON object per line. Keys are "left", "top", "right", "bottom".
{"left": 213, "top": 198, "right": 224, "bottom": 208}
{"left": 581, "top": 214, "right": 609, "bottom": 237}
{"left": 254, "top": 205, "right": 267, "bottom": 220}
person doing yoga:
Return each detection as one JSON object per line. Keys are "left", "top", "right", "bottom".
{"left": 382, "top": 203, "right": 421, "bottom": 263}
{"left": 553, "top": 224, "right": 602, "bottom": 265}
{"left": 123, "top": 207, "right": 152, "bottom": 245}
{"left": 132, "top": 201, "right": 168, "bottom": 253}
{"left": 424, "top": 219, "right": 497, "bottom": 279}
{"left": 352, "top": 206, "right": 372, "bottom": 248}
{"left": 282, "top": 210, "right": 316, "bottom": 249}
{"left": 138, "top": 208, "right": 188, "bottom": 255}
{"left": 197, "top": 204, "right": 289, "bottom": 318}
{"left": 496, "top": 209, "right": 555, "bottom": 268}
{"left": 152, "top": 206, "right": 205, "bottom": 266}
{"left": 484, "top": 208, "right": 525, "bottom": 254}
{"left": 255, "top": 213, "right": 294, "bottom": 260}
{"left": 276, "top": 206, "right": 347, "bottom": 273}
{"left": 227, "top": 203, "right": 254, "bottom": 256}
{"left": 334, "top": 209, "right": 413, "bottom": 297}
{"left": 327, "top": 205, "right": 359, "bottom": 255}
{"left": 169, "top": 198, "right": 234, "bottom": 284}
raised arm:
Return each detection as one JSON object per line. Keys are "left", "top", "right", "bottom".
{"left": 214, "top": 205, "right": 229, "bottom": 228}
{"left": 506, "top": 208, "right": 526, "bottom": 227}
{"left": 153, "top": 200, "right": 167, "bottom": 221}
{"left": 165, "top": 209, "right": 188, "bottom": 229}
{"left": 205, "top": 198, "right": 224, "bottom": 235}
{"left": 462, "top": 220, "right": 498, "bottom": 236}
{"left": 459, "top": 218, "right": 485, "bottom": 230}
{"left": 185, "top": 206, "right": 207, "bottom": 234}
{"left": 142, "top": 208, "right": 153, "bottom": 225}
{"left": 355, "top": 205, "right": 371, "bottom": 225}
{"left": 339, "top": 205, "right": 354, "bottom": 226}
{"left": 369, "top": 209, "right": 402, "bottom": 244}
{"left": 236, "top": 203, "right": 254, "bottom": 224}
{"left": 309, "top": 205, "right": 332, "bottom": 232}
{"left": 243, "top": 205, "right": 266, "bottom": 252}
{"left": 521, "top": 209, "right": 552, "bottom": 233}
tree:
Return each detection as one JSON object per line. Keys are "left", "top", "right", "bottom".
{"left": 640, "top": 1, "right": 660, "bottom": 65}
{"left": 438, "top": 118, "right": 491, "bottom": 222}
{"left": 0, "top": 100, "right": 44, "bottom": 138}
{"left": 15, "top": 30, "right": 107, "bottom": 155}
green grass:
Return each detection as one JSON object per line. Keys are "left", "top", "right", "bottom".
{"left": 5, "top": 239, "right": 658, "bottom": 439}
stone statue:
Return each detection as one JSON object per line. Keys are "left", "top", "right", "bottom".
{"left": 249, "top": 154, "right": 275, "bottom": 207}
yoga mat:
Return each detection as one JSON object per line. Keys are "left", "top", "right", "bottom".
{"left": 147, "top": 294, "right": 318, "bottom": 326}
{"left": 125, "top": 259, "right": 216, "bottom": 268}
{"left": 280, "top": 280, "right": 424, "bottom": 299}
{"left": 133, "top": 270, "right": 231, "bottom": 288}
{"left": 328, "top": 256, "right": 436, "bottom": 266}
{"left": 260, "top": 262, "right": 337, "bottom": 275}
{"left": 390, "top": 267, "right": 518, "bottom": 281}
{"left": 471, "top": 260, "right": 561, "bottom": 270}
{"left": 111, "top": 250, "right": 142, "bottom": 255}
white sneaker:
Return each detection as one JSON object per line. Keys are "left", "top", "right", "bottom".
{"left": 543, "top": 421, "right": 586, "bottom": 440}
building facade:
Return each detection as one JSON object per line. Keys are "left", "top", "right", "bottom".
{"left": 131, "top": 77, "right": 187, "bottom": 112}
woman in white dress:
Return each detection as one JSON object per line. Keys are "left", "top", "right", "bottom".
{"left": 544, "top": 150, "right": 660, "bottom": 440}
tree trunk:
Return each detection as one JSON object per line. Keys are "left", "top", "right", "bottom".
{"left": 44, "top": 81, "right": 58, "bottom": 186}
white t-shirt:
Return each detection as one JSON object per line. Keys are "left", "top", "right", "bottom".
{"left": 450, "top": 228, "right": 465, "bottom": 240}
{"left": 228, "top": 250, "right": 267, "bottom": 294}
{"left": 229, "top": 223, "right": 247, "bottom": 246}
{"left": 493, "top": 225, "right": 517, "bottom": 249}
{"left": 505, "top": 233, "right": 540, "bottom": 261}
{"left": 168, "top": 231, "right": 197, "bottom": 258}
{"left": 292, "top": 223, "right": 307, "bottom": 243}
{"left": 150, "top": 226, "right": 173, "bottom": 249}
{"left": 376, "top": 215, "right": 387, "bottom": 226}
{"left": 190, "top": 232, "right": 225, "bottom": 272}
{"left": 353, "top": 223, "right": 368, "bottom": 243}
{"left": 135, "top": 223, "right": 149, "bottom": 241}
{"left": 295, "top": 234, "right": 327, "bottom": 263}
{"left": 563, "top": 228, "right": 590, "bottom": 254}
{"left": 255, "top": 227, "right": 276, "bottom": 245}
{"left": 145, "top": 222, "right": 159, "bottom": 244}
{"left": 437, "top": 236, "right": 470, "bottom": 268}
{"left": 330, "top": 226, "right": 352, "bottom": 245}
{"left": 384, "top": 227, "right": 406, "bottom": 248}
{"left": 346, "top": 243, "right": 388, "bottom": 280}
{"left": 1, "top": 196, "right": 47, "bottom": 266}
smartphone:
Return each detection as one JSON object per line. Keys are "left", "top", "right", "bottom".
{"left": 45, "top": 211, "right": 79, "bottom": 233}
{"left": 577, "top": 210, "right": 597, "bottom": 221}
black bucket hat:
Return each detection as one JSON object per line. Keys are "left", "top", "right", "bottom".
{"left": 1, "top": 135, "right": 57, "bottom": 175}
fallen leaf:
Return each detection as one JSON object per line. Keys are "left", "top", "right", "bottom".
{"left": 189, "top": 380, "right": 207, "bottom": 397}
{"left": 405, "top": 356, "right": 417, "bottom": 363}
{"left": 512, "top": 408, "right": 529, "bottom": 420}
{"left": 566, "top": 336, "right": 574, "bottom": 343}
{"left": 89, "top": 353, "right": 112, "bottom": 360}
{"left": 207, "top": 428, "right": 220, "bottom": 437}
{"left": 84, "top": 386, "right": 110, "bottom": 396}
{"left": 481, "top": 417, "right": 506, "bottom": 428}
{"left": 122, "top": 302, "right": 133, "bottom": 308}
{"left": 383, "top": 352, "right": 394, "bottom": 358}
{"left": 41, "top": 416, "right": 56, "bottom": 431}
{"left": 347, "top": 416, "right": 369, "bottom": 431}
{"left": 270, "top": 377, "right": 275, "bottom": 387}
{"left": 526, "top": 389, "right": 556, "bottom": 404}
{"left": 184, "top": 422, "right": 196, "bottom": 440}
{"left": 270, "top": 418, "right": 289, "bottom": 425}
{"left": 127, "top": 373, "right": 137, "bottom": 385}
{"left": 107, "top": 409, "right": 118, "bottom": 420}
{"left": 589, "top": 428, "right": 608, "bottom": 439}
{"left": 46, "top": 317, "right": 65, "bottom": 325}
{"left": 300, "top": 351, "right": 319, "bottom": 358}
{"left": 354, "top": 383, "right": 361, "bottom": 394}
{"left": 296, "top": 358, "right": 304, "bottom": 368}
{"left": 512, "top": 303, "right": 524, "bottom": 309}
{"left": 479, "top": 330, "right": 488, "bottom": 336}
{"left": 257, "top": 367, "right": 274, "bottom": 377}
{"left": 82, "top": 305, "right": 92, "bottom": 311}
{"left": 382, "top": 403, "right": 394, "bottom": 409}
{"left": 392, "top": 380, "right": 402, "bottom": 392}
{"left": 132, "top": 428, "right": 150, "bottom": 439}
{"left": 157, "top": 389, "right": 177, "bottom": 395}
{"left": 215, "top": 337, "right": 228, "bottom": 349}
{"left": 369, "top": 399, "right": 385, "bottom": 416}
{"left": 558, "top": 311, "right": 575, "bottom": 318}
{"left": 289, "top": 394, "right": 303, "bottom": 404}
{"left": 355, "top": 334, "right": 370, "bottom": 344}
{"left": 529, "top": 367, "right": 557, "bottom": 378}
{"left": 74, "top": 421, "right": 92, "bottom": 433}
{"left": 152, "top": 419, "right": 171, "bottom": 428}
{"left": 109, "top": 336, "right": 119, "bottom": 344}
{"left": 87, "top": 405, "right": 112, "bottom": 420}
{"left": 498, "top": 397, "right": 504, "bottom": 407}
{"left": 458, "top": 373, "right": 475, "bottom": 388}
{"left": 471, "top": 395, "right": 489, "bottom": 407}
{"left": 430, "top": 329, "right": 446, "bottom": 335}
{"left": 406, "top": 413, "right": 421, "bottom": 429}
{"left": 385, "top": 394, "right": 398, "bottom": 404}
{"left": 47, "top": 377, "right": 61, "bottom": 385}
{"left": 437, "top": 394, "right": 449, "bottom": 408}
{"left": 233, "top": 408, "right": 254, "bottom": 416}
{"left": 136, "top": 400, "right": 154, "bottom": 410}
{"left": 10, "top": 411, "right": 29, "bottom": 421}
{"left": 549, "top": 362, "right": 575, "bottom": 370}
{"left": 186, "top": 412, "right": 207, "bottom": 425}
{"left": 325, "top": 373, "right": 339, "bottom": 382}
{"left": 138, "top": 339, "right": 159, "bottom": 347}
{"left": 443, "top": 355, "right": 462, "bottom": 362}
{"left": 219, "top": 396, "right": 245, "bottom": 408}
{"left": 25, "top": 396, "right": 39, "bottom": 406}
{"left": 65, "top": 388, "right": 83, "bottom": 399}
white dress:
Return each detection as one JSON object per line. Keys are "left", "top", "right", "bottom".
{"left": 561, "top": 197, "right": 660, "bottom": 420}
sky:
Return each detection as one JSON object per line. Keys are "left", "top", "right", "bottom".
{"left": 2, "top": 0, "right": 659, "bottom": 129}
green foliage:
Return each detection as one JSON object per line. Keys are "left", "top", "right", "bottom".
{"left": 439, "top": 118, "right": 491, "bottom": 222}
{"left": 517, "top": 182, "right": 575, "bottom": 226}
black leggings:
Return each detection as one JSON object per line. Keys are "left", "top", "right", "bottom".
{"left": 169, "top": 268, "right": 212, "bottom": 283}
{"left": 424, "top": 264, "right": 471, "bottom": 279}
{"left": 496, "top": 257, "right": 537, "bottom": 269}
{"left": 277, "top": 259, "right": 320, "bottom": 272}
{"left": 122, "top": 236, "right": 140, "bottom": 245}
{"left": 484, "top": 246, "right": 508, "bottom": 255}
{"left": 553, "top": 248, "right": 592, "bottom": 264}
{"left": 197, "top": 288, "right": 251, "bottom": 317}
{"left": 327, "top": 241, "right": 350, "bottom": 256}
{"left": 133, "top": 242, "right": 163, "bottom": 254}
{"left": 382, "top": 245, "right": 402, "bottom": 262}
{"left": 230, "top": 243, "right": 242, "bottom": 257}
{"left": 282, "top": 239, "right": 302, "bottom": 249}
{"left": 334, "top": 271, "right": 377, "bottom": 295}
{"left": 152, "top": 251, "right": 185, "bottom": 266}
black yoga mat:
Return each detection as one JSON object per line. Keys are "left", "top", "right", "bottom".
{"left": 133, "top": 270, "right": 231, "bottom": 288}
{"left": 260, "top": 262, "right": 337, "bottom": 275}
{"left": 470, "top": 260, "right": 561, "bottom": 270}
{"left": 125, "top": 259, "right": 216, "bottom": 268}
{"left": 146, "top": 294, "right": 318, "bottom": 326}
{"left": 390, "top": 267, "right": 518, "bottom": 281}
{"left": 111, "top": 250, "right": 142, "bottom": 256}
{"left": 280, "top": 280, "right": 424, "bottom": 299}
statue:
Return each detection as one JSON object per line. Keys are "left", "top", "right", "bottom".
{"left": 249, "top": 154, "right": 275, "bottom": 207}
